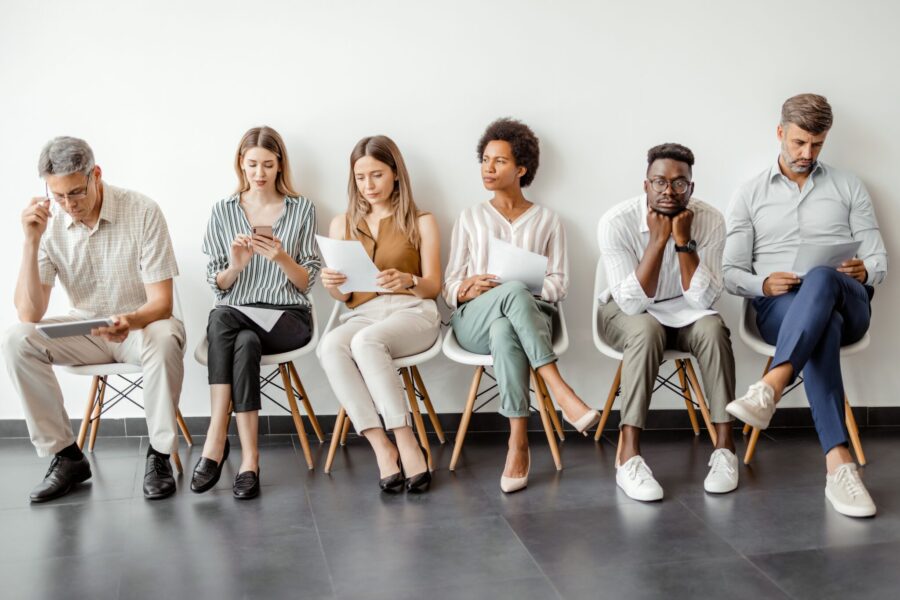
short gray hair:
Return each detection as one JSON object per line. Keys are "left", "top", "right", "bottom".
{"left": 38, "top": 136, "right": 95, "bottom": 178}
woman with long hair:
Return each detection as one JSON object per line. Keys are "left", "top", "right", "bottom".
{"left": 192, "top": 126, "right": 320, "bottom": 499}
{"left": 318, "top": 135, "right": 441, "bottom": 493}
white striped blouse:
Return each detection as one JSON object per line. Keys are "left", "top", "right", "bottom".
{"left": 202, "top": 194, "right": 320, "bottom": 307}
{"left": 443, "top": 201, "right": 568, "bottom": 309}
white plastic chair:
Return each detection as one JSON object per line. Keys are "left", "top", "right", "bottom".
{"left": 738, "top": 298, "right": 868, "bottom": 465}
{"left": 193, "top": 298, "right": 325, "bottom": 470}
{"left": 591, "top": 257, "right": 718, "bottom": 451}
{"left": 66, "top": 282, "right": 192, "bottom": 473}
{"left": 443, "top": 301, "right": 568, "bottom": 472}
{"left": 317, "top": 300, "right": 445, "bottom": 474}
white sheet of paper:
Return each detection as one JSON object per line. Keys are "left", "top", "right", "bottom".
{"left": 791, "top": 240, "right": 862, "bottom": 276}
{"left": 486, "top": 237, "right": 549, "bottom": 295}
{"left": 315, "top": 235, "right": 389, "bottom": 293}
{"left": 230, "top": 306, "right": 284, "bottom": 332}
{"left": 646, "top": 296, "right": 718, "bottom": 328}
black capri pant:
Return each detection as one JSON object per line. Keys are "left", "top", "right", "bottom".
{"left": 206, "top": 304, "right": 312, "bottom": 412}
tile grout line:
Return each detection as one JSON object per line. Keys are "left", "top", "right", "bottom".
{"left": 674, "top": 496, "right": 799, "bottom": 600}
{"left": 498, "top": 513, "right": 566, "bottom": 600}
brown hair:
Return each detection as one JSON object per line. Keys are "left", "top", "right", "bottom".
{"left": 346, "top": 135, "right": 421, "bottom": 248}
{"left": 781, "top": 94, "right": 833, "bottom": 135}
{"left": 234, "top": 126, "right": 299, "bottom": 196}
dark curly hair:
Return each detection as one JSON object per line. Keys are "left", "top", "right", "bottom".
{"left": 476, "top": 118, "right": 540, "bottom": 187}
{"left": 647, "top": 143, "right": 694, "bottom": 175}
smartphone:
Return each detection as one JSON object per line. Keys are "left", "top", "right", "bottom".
{"left": 251, "top": 225, "right": 273, "bottom": 240}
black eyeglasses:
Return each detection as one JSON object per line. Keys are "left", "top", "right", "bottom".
{"left": 648, "top": 177, "right": 691, "bottom": 194}
{"left": 46, "top": 172, "right": 93, "bottom": 204}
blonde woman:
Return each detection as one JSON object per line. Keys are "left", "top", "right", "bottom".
{"left": 318, "top": 135, "right": 441, "bottom": 493}
{"left": 193, "top": 126, "right": 320, "bottom": 499}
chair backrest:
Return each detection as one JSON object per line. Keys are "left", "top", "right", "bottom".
{"left": 592, "top": 256, "right": 613, "bottom": 353}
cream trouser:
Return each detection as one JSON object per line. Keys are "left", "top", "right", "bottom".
{"left": 319, "top": 295, "right": 441, "bottom": 433}
{"left": 1, "top": 315, "right": 186, "bottom": 457}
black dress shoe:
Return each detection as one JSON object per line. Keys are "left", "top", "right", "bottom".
{"left": 233, "top": 469, "right": 260, "bottom": 500}
{"left": 143, "top": 452, "right": 176, "bottom": 500}
{"left": 404, "top": 444, "right": 432, "bottom": 494}
{"left": 379, "top": 457, "right": 404, "bottom": 494}
{"left": 29, "top": 454, "right": 92, "bottom": 503}
{"left": 190, "top": 439, "right": 230, "bottom": 494}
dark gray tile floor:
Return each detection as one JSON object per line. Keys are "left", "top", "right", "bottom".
{"left": 1, "top": 427, "right": 899, "bottom": 599}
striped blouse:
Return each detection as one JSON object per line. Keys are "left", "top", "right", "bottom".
{"left": 443, "top": 201, "right": 568, "bottom": 309}
{"left": 202, "top": 194, "right": 320, "bottom": 307}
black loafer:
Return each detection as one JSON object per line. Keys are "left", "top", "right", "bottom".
{"left": 379, "top": 457, "right": 404, "bottom": 494}
{"left": 190, "top": 439, "right": 230, "bottom": 494}
{"left": 29, "top": 454, "right": 92, "bottom": 503}
{"left": 233, "top": 469, "right": 260, "bottom": 500}
{"left": 143, "top": 453, "right": 176, "bottom": 500}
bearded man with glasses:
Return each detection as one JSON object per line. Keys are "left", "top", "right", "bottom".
{"left": 596, "top": 143, "right": 737, "bottom": 502}
{"left": 2, "top": 136, "right": 185, "bottom": 503}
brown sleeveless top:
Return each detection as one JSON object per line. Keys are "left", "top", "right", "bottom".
{"left": 345, "top": 213, "right": 426, "bottom": 309}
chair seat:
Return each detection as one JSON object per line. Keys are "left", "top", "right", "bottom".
{"left": 63, "top": 362, "right": 143, "bottom": 376}
{"left": 393, "top": 331, "right": 443, "bottom": 369}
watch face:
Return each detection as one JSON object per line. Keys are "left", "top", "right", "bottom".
{"left": 687, "top": 240, "right": 697, "bottom": 251}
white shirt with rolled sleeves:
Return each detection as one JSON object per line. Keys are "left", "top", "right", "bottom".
{"left": 723, "top": 161, "right": 888, "bottom": 298}
{"left": 597, "top": 194, "right": 725, "bottom": 316}
{"left": 37, "top": 182, "right": 180, "bottom": 317}
{"left": 443, "top": 201, "right": 568, "bottom": 309}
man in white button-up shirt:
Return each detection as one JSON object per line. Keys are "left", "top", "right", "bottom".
{"left": 723, "top": 94, "right": 886, "bottom": 518}
{"left": 597, "top": 144, "right": 737, "bottom": 501}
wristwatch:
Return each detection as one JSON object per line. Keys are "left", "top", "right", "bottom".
{"left": 407, "top": 275, "right": 419, "bottom": 289}
{"left": 674, "top": 240, "right": 698, "bottom": 253}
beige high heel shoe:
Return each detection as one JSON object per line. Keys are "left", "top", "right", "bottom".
{"left": 500, "top": 448, "right": 531, "bottom": 493}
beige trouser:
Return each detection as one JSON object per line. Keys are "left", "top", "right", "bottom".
{"left": 599, "top": 301, "right": 735, "bottom": 429}
{"left": 1, "top": 315, "right": 186, "bottom": 457}
{"left": 318, "top": 295, "right": 441, "bottom": 433}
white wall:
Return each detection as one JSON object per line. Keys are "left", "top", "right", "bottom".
{"left": 1, "top": 0, "right": 897, "bottom": 421}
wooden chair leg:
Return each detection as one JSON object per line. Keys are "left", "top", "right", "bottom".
{"left": 411, "top": 366, "right": 446, "bottom": 444}
{"left": 532, "top": 369, "right": 563, "bottom": 471}
{"left": 743, "top": 427, "right": 761, "bottom": 465}
{"left": 594, "top": 363, "right": 622, "bottom": 442}
{"left": 676, "top": 360, "right": 701, "bottom": 436}
{"left": 402, "top": 368, "right": 433, "bottom": 471}
{"left": 845, "top": 395, "right": 866, "bottom": 466}
{"left": 536, "top": 373, "right": 565, "bottom": 442}
{"left": 77, "top": 376, "right": 101, "bottom": 449}
{"left": 340, "top": 415, "right": 350, "bottom": 445}
{"left": 742, "top": 423, "right": 752, "bottom": 435}
{"left": 171, "top": 448, "right": 183, "bottom": 474}
{"left": 450, "top": 366, "right": 483, "bottom": 471}
{"left": 288, "top": 362, "right": 325, "bottom": 443}
{"left": 324, "top": 407, "right": 346, "bottom": 474}
{"left": 176, "top": 408, "right": 193, "bottom": 446}
{"left": 280, "top": 364, "right": 314, "bottom": 470}
{"left": 88, "top": 377, "right": 108, "bottom": 452}
{"left": 684, "top": 360, "right": 718, "bottom": 447}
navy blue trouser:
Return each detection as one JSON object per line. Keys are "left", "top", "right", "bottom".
{"left": 753, "top": 266, "right": 872, "bottom": 454}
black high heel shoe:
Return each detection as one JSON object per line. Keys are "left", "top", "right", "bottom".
{"left": 190, "top": 438, "right": 230, "bottom": 493}
{"left": 379, "top": 456, "right": 404, "bottom": 493}
{"left": 404, "top": 444, "right": 432, "bottom": 494}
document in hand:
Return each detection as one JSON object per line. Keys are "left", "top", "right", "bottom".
{"left": 791, "top": 240, "right": 862, "bottom": 277}
{"left": 646, "top": 297, "right": 717, "bottom": 328}
{"left": 315, "top": 235, "right": 389, "bottom": 294}
{"left": 36, "top": 318, "right": 115, "bottom": 339}
{"left": 486, "top": 237, "right": 549, "bottom": 295}
{"left": 229, "top": 306, "right": 284, "bottom": 332}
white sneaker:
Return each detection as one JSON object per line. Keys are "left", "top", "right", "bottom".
{"left": 704, "top": 448, "right": 739, "bottom": 494}
{"left": 726, "top": 382, "right": 776, "bottom": 430}
{"left": 616, "top": 456, "right": 663, "bottom": 502}
{"left": 825, "top": 463, "right": 876, "bottom": 518}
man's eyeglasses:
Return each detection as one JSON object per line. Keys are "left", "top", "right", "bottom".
{"left": 648, "top": 177, "right": 691, "bottom": 194}
{"left": 46, "top": 173, "right": 93, "bottom": 203}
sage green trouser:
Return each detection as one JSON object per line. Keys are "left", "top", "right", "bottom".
{"left": 599, "top": 300, "right": 735, "bottom": 429}
{"left": 451, "top": 281, "right": 557, "bottom": 418}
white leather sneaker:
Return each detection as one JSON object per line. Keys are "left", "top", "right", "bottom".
{"left": 500, "top": 449, "right": 530, "bottom": 494}
{"left": 825, "top": 463, "right": 876, "bottom": 518}
{"left": 616, "top": 456, "right": 663, "bottom": 502}
{"left": 726, "top": 381, "right": 776, "bottom": 430}
{"left": 704, "top": 448, "right": 739, "bottom": 494}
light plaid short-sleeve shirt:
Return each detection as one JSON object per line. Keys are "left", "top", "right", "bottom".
{"left": 38, "top": 182, "right": 180, "bottom": 317}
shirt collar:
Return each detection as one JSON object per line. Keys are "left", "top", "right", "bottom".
{"left": 64, "top": 182, "right": 115, "bottom": 230}
{"left": 226, "top": 193, "right": 299, "bottom": 205}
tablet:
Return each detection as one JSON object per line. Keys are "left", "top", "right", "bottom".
{"left": 36, "top": 318, "right": 115, "bottom": 339}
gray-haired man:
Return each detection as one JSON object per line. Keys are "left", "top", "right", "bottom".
{"left": 2, "top": 136, "right": 185, "bottom": 502}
